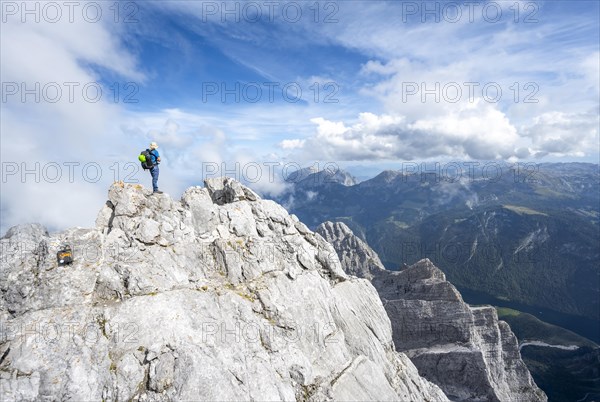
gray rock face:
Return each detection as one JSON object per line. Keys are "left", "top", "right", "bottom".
{"left": 0, "top": 179, "right": 447, "bottom": 402}
{"left": 319, "top": 221, "right": 546, "bottom": 402}
{"left": 377, "top": 262, "right": 546, "bottom": 402}
{"left": 204, "top": 176, "right": 259, "bottom": 205}
{"left": 316, "top": 222, "right": 385, "bottom": 280}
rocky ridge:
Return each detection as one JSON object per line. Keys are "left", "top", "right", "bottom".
{"left": 315, "top": 222, "right": 384, "bottom": 280}
{"left": 0, "top": 179, "right": 447, "bottom": 401}
{"left": 316, "top": 221, "right": 547, "bottom": 402}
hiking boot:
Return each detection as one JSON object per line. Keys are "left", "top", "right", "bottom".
{"left": 153, "top": 190, "right": 163, "bottom": 194}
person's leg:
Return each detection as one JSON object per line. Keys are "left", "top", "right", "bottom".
{"left": 151, "top": 166, "right": 159, "bottom": 191}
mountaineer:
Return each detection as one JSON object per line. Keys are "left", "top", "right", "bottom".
{"left": 138, "top": 142, "right": 162, "bottom": 194}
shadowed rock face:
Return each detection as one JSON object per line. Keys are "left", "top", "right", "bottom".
{"left": 0, "top": 180, "right": 447, "bottom": 402}
{"left": 317, "top": 221, "right": 547, "bottom": 402}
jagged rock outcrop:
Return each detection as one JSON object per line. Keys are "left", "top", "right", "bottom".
{"left": 317, "top": 221, "right": 547, "bottom": 402}
{"left": 316, "top": 222, "right": 384, "bottom": 280}
{"left": 0, "top": 180, "right": 447, "bottom": 401}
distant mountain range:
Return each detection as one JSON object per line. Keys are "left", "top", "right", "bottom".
{"left": 271, "top": 162, "right": 600, "bottom": 338}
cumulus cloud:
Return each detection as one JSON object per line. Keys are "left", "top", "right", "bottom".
{"left": 283, "top": 102, "right": 521, "bottom": 161}
{"left": 282, "top": 101, "right": 599, "bottom": 162}
{"left": 409, "top": 100, "right": 522, "bottom": 159}
{"left": 521, "top": 109, "right": 599, "bottom": 157}
{"left": 327, "top": 3, "right": 599, "bottom": 162}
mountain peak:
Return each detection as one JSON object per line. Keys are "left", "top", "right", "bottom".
{"left": 374, "top": 169, "right": 402, "bottom": 182}
{"left": 1, "top": 178, "right": 448, "bottom": 402}
{"left": 290, "top": 167, "right": 358, "bottom": 187}
{"left": 320, "top": 222, "right": 547, "bottom": 402}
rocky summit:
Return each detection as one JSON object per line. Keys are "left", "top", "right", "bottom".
{"left": 317, "top": 221, "right": 547, "bottom": 402}
{"left": 1, "top": 179, "right": 448, "bottom": 401}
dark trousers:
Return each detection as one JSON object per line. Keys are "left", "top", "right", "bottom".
{"left": 150, "top": 166, "right": 159, "bottom": 191}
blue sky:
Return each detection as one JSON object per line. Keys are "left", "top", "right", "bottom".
{"left": 1, "top": 0, "right": 599, "bottom": 231}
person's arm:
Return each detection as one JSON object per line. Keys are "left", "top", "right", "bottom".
{"left": 154, "top": 150, "right": 161, "bottom": 163}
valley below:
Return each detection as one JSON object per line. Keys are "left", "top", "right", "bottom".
{"left": 273, "top": 162, "right": 600, "bottom": 401}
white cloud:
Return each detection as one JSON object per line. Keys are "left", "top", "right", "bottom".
{"left": 521, "top": 109, "right": 599, "bottom": 157}
{"left": 313, "top": 2, "right": 600, "bottom": 158}
{"left": 118, "top": 107, "right": 299, "bottom": 199}
{"left": 289, "top": 101, "right": 597, "bottom": 162}
{"left": 1, "top": 0, "right": 598, "bottom": 234}
{"left": 291, "top": 104, "right": 517, "bottom": 161}
{"left": 0, "top": 5, "right": 144, "bottom": 234}
{"left": 409, "top": 100, "right": 522, "bottom": 159}
{"left": 280, "top": 139, "right": 305, "bottom": 149}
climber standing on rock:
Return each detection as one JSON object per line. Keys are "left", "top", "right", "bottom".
{"left": 148, "top": 142, "right": 162, "bottom": 194}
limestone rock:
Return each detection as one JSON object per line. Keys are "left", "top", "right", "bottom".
{"left": 0, "top": 180, "right": 447, "bottom": 402}
{"left": 320, "top": 221, "right": 546, "bottom": 402}
{"left": 204, "top": 177, "right": 260, "bottom": 205}
{"left": 316, "top": 221, "right": 385, "bottom": 280}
